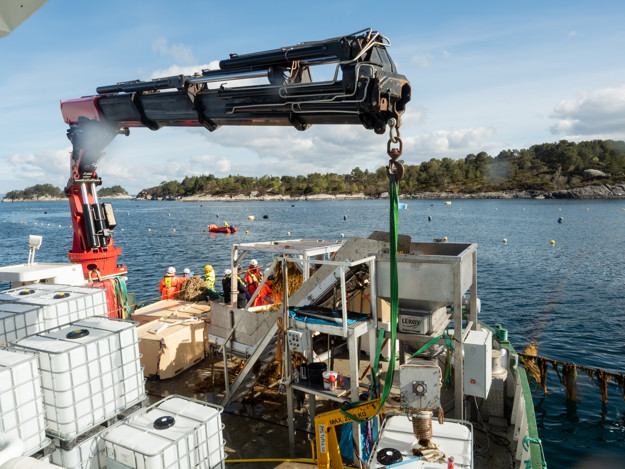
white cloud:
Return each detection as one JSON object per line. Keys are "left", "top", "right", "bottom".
{"left": 403, "top": 127, "right": 496, "bottom": 157}
{"left": 205, "top": 125, "right": 391, "bottom": 172}
{"left": 152, "top": 38, "right": 196, "bottom": 65}
{"left": 98, "top": 154, "right": 232, "bottom": 192}
{"left": 412, "top": 53, "right": 433, "bottom": 69}
{"left": 150, "top": 61, "right": 220, "bottom": 79}
{"left": 3, "top": 148, "right": 71, "bottom": 188}
{"left": 549, "top": 84, "right": 625, "bottom": 136}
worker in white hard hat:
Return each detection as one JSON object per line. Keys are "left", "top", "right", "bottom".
{"left": 183, "top": 268, "right": 191, "bottom": 278}
{"left": 251, "top": 267, "right": 280, "bottom": 307}
{"left": 159, "top": 266, "right": 184, "bottom": 300}
{"left": 222, "top": 268, "right": 246, "bottom": 307}
{"left": 243, "top": 259, "right": 263, "bottom": 299}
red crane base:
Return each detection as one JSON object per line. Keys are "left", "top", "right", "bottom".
{"left": 68, "top": 247, "right": 127, "bottom": 279}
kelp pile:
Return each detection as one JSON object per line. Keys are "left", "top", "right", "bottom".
{"left": 176, "top": 276, "right": 209, "bottom": 302}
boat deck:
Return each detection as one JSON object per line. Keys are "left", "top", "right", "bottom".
{"left": 143, "top": 344, "right": 517, "bottom": 469}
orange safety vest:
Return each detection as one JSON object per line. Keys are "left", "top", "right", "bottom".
{"left": 244, "top": 268, "right": 263, "bottom": 297}
{"left": 159, "top": 274, "right": 183, "bottom": 300}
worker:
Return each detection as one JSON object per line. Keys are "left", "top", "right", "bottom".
{"left": 183, "top": 268, "right": 191, "bottom": 278}
{"left": 158, "top": 266, "right": 184, "bottom": 300}
{"left": 251, "top": 268, "right": 280, "bottom": 307}
{"left": 222, "top": 268, "right": 247, "bottom": 308}
{"left": 224, "top": 221, "right": 229, "bottom": 228}
{"left": 244, "top": 259, "right": 263, "bottom": 299}
{"left": 204, "top": 264, "right": 220, "bottom": 300}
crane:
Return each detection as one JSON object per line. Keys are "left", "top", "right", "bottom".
{"left": 59, "top": 28, "right": 411, "bottom": 279}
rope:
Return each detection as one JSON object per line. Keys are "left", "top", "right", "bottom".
{"left": 522, "top": 436, "right": 547, "bottom": 469}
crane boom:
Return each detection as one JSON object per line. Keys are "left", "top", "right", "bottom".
{"left": 59, "top": 29, "right": 411, "bottom": 279}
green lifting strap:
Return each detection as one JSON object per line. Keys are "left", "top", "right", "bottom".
{"left": 339, "top": 173, "right": 400, "bottom": 424}
{"left": 408, "top": 334, "right": 453, "bottom": 360}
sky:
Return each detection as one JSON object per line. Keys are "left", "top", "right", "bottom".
{"left": 2, "top": 0, "right": 625, "bottom": 195}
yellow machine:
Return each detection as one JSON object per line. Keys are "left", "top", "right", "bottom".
{"left": 314, "top": 399, "right": 382, "bottom": 469}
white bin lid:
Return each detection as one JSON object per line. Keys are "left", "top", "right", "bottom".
{"left": 105, "top": 397, "right": 222, "bottom": 456}
{"left": 15, "top": 324, "right": 113, "bottom": 353}
{"left": 0, "top": 349, "right": 35, "bottom": 368}
{"left": 7, "top": 291, "right": 85, "bottom": 306}
{"left": 0, "top": 287, "right": 49, "bottom": 301}
{"left": 73, "top": 317, "right": 134, "bottom": 333}
{"left": 0, "top": 303, "right": 39, "bottom": 314}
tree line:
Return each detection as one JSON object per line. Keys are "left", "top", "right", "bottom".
{"left": 5, "top": 140, "right": 625, "bottom": 200}
{"left": 3, "top": 185, "right": 129, "bottom": 201}
{"left": 137, "top": 139, "right": 625, "bottom": 198}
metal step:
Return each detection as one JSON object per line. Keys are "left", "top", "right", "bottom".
{"left": 220, "top": 321, "right": 279, "bottom": 405}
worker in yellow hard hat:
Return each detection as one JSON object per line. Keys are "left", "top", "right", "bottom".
{"left": 204, "top": 264, "right": 220, "bottom": 300}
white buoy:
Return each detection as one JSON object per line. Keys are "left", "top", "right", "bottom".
{"left": 503, "top": 238, "right": 507, "bottom": 244}
{"left": 341, "top": 233, "right": 345, "bottom": 238}
{"left": 248, "top": 215, "right": 255, "bottom": 220}
{"left": 287, "top": 232, "right": 291, "bottom": 236}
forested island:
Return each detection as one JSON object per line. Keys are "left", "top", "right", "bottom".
{"left": 137, "top": 139, "right": 625, "bottom": 200}
{"left": 4, "top": 140, "right": 625, "bottom": 202}
{"left": 2, "top": 185, "right": 130, "bottom": 202}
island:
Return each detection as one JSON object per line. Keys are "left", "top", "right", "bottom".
{"left": 135, "top": 139, "right": 625, "bottom": 201}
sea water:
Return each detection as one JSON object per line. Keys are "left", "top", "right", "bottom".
{"left": 1, "top": 198, "right": 624, "bottom": 466}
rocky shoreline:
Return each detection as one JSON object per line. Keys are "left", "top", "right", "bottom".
{"left": 137, "top": 183, "right": 625, "bottom": 202}
{"left": 1, "top": 195, "right": 132, "bottom": 202}
{"left": 4, "top": 184, "right": 625, "bottom": 202}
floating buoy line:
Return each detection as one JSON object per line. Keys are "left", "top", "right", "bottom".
{"left": 519, "top": 345, "right": 625, "bottom": 404}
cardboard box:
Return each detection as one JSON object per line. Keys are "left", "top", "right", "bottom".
{"left": 347, "top": 288, "right": 391, "bottom": 322}
{"left": 132, "top": 300, "right": 211, "bottom": 326}
{"left": 137, "top": 317, "right": 205, "bottom": 379}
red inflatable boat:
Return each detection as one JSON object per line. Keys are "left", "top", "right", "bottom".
{"left": 208, "top": 224, "right": 238, "bottom": 234}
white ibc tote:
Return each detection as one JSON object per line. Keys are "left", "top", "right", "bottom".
{"left": 0, "top": 350, "right": 47, "bottom": 456}
{"left": 0, "top": 285, "right": 107, "bottom": 341}
{"left": 104, "top": 396, "right": 225, "bottom": 469}
{"left": 10, "top": 317, "right": 145, "bottom": 441}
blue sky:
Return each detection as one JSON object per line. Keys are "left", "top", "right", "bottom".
{"left": 2, "top": 0, "right": 625, "bottom": 195}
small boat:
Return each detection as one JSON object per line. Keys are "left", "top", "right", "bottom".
{"left": 208, "top": 224, "right": 238, "bottom": 233}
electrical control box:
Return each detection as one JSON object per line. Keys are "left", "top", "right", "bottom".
{"left": 287, "top": 329, "right": 308, "bottom": 354}
{"left": 399, "top": 359, "right": 442, "bottom": 411}
{"left": 463, "top": 329, "right": 492, "bottom": 398}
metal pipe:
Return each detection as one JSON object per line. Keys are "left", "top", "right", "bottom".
{"left": 187, "top": 70, "right": 269, "bottom": 84}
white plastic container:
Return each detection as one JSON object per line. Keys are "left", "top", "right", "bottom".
{"left": 0, "top": 456, "right": 59, "bottom": 469}
{"left": 0, "top": 285, "right": 107, "bottom": 341}
{"left": 72, "top": 317, "right": 144, "bottom": 408}
{"left": 0, "top": 350, "right": 47, "bottom": 456}
{"left": 50, "top": 426, "right": 106, "bottom": 469}
{"left": 0, "top": 304, "right": 41, "bottom": 344}
{"left": 10, "top": 317, "right": 145, "bottom": 441}
{"left": 104, "top": 396, "right": 225, "bottom": 469}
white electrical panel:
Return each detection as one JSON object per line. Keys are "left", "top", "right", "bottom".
{"left": 399, "top": 360, "right": 442, "bottom": 411}
{"left": 287, "top": 329, "right": 308, "bottom": 354}
{"left": 463, "top": 329, "right": 492, "bottom": 398}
